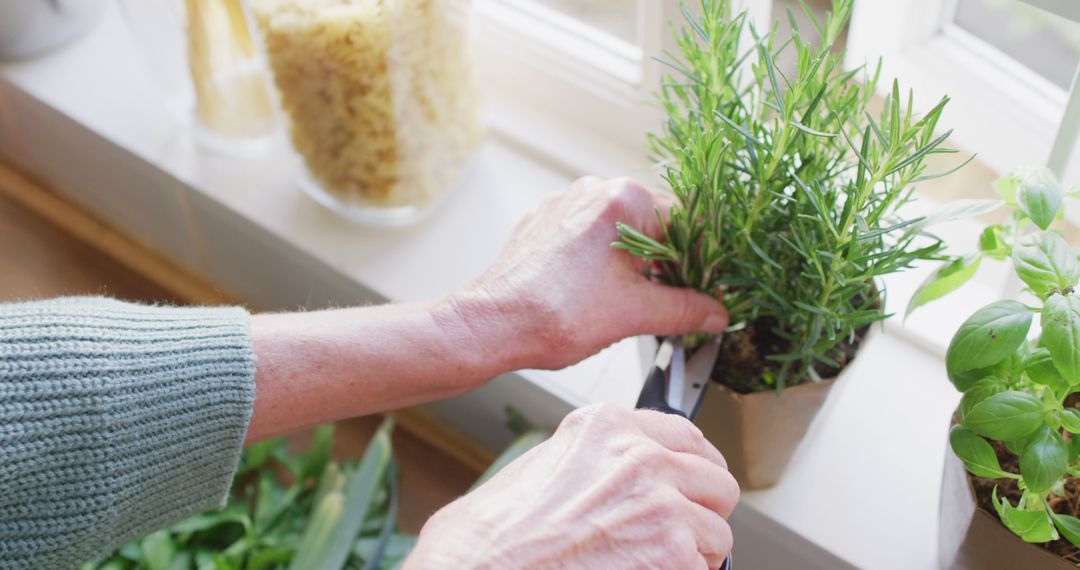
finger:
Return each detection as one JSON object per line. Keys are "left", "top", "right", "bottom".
{"left": 632, "top": 282, "right": 729, "bottom": 335}
{"left": 629, "top": 409, "right": 727, "bottom": 468}
{"left": 605, "top": 178, "right": 675, "bottom": 240}
{"left": 572, "top": 175, "right": 605, "bottom": 191}
{"left": 669, "top": 452, "right": 740, "bottom": 517}
{"left": 681, "top": 499, "right": 734, "bottom": 568}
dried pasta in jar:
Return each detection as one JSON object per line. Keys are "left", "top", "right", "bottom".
{"left": 251, "top": 0, "right": 481, "bottom": 221}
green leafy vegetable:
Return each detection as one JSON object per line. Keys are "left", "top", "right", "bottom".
{"left": 85, "top": 412, "right": 552, "bottom": 570}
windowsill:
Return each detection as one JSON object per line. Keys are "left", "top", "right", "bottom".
{"left": 0, "top": 4, "right": 1006, "bottom": 569}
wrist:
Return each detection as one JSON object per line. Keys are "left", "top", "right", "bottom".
{"left": 430, "top": 286, "right": 537, "bottom": 378}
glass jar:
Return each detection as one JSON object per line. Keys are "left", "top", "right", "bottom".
{"left": 251, "top": 0, "right": 482, "bottom": 226}
{"left": 120, "top": 0, "right": 279, "bottom": 153}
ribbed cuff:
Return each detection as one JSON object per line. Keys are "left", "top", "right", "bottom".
{"left": 0, "top": 297, "right": 256, "bottom": 569}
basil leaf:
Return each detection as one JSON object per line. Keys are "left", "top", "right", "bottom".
{"left": 1016, "top": 169, "right": 1064, "bottom": 230}
{"left": 958, "top": 379, "right": 1005, "bottom": 423}
{"left": 1060, "top": 409, "right": 1080, "bottom": 434}
{"left": 1019, "top": 426, "right": 1067, "bottom": 493}
{"left": 950, "top": 367, "right": 997, "bottom": 393}
{"left": 906, "top": 255, "right": 981, "bottom": 317}
{"left": 1050, "top": 512, "right": 1080, "bottom": 550}
{"left": 1012, "top": 232, "right": 1080, "bottom": 300}
{"left": 979, "top": 225, "right": 1010, "bottom": 260}
{"left": 992, "top": 487, "right": 1057, "bottom": 543}
{"left": 950, "top": 426, "right": 1010, "bottom": 479}
{"left": 994, "top": 173, "right": 1020, "bottom": 204}
{"left": 1023, "top": 347, "right": 1070, "bottom": 400}
{"left": 963, "top": 391, "right": 1046, "bottom": 441}
{"left": 946, "top": 301, "right": 1033, "bottom": 382}
{"left": 1042, "top": 293, "right": 1080, "bottom": 385}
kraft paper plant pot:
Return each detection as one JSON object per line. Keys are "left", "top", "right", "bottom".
{"left": 938, "top": 434, "right": 1075, "bottom": 569}
{"left": 693, "top": 376, "right": 836, "bottom": 489}
{"left": 636, "top": 328, "right": 873, "bottom": 490}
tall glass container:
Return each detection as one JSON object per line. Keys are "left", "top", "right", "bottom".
{"left": 121, "top": 0, "right": 279, "bottom": 152}
{"left": 251, "top": 0, "right": 482, "bottom": 226}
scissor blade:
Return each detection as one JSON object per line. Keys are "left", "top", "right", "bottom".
{"left": 680, "top": 336, "right": 721, "bottom": 418}
{"left": 665, "top": 338, "right": 686, "bottom": 412}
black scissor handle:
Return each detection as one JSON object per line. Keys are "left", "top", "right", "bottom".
{"left": 634, "top": 365, "right": 686, "bottom": 417}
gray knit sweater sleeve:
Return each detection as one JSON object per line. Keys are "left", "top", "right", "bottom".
{"left": 0, "top": 296, "right": 256, "bottom": 569}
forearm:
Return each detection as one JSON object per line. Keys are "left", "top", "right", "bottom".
{"left": 246, "top": 295, "right": 518, "bottom": 442}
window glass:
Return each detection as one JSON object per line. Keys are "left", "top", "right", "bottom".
{"left": 516, "top": 0, "right": 637, "bottom": 46}
{"left": 952, "top": 0, "right": 1080, "bottom": 90}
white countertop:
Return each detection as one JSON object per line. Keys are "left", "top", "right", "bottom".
{"left": 0, "top": 3, "right": 1009, "bottom": 567}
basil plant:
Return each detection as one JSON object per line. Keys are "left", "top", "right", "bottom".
{"left": 912, "top": 169, "right": 1080, "bottom": 547}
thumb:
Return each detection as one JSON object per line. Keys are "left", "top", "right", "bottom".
{"left": 635, "top": 283, "right": 729, "bottom": 336}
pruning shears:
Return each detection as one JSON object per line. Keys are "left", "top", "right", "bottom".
{"left": 635, "top": 335, "right": 732, "bottom": 570}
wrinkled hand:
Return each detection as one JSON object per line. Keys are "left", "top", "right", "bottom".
{"left": 405, "top": 403, "right": 738, "bottom": 569}
{"left": 440, "top": 177, "right": 728, "bottom": 371}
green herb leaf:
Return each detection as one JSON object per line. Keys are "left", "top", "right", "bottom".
{"left": 946, "top": 301, "right": 1032, "bottom": 383}
{"left": 994, "top": 174, "right": 1020, "bottom": 204}
{"left": 963, "top": 391, "right": 1046, "bottom": 441}
{"left": 1023, "top": 348, "right": 1069, "bottom": 401}
{"left": 950, "top": 366, "right": 1001, "bottom": 393}
{"left": 1059, "top": 409, "right": 1080, "bottom": 433}
{"left": 1016, "top": 169, "right": 1064, "bottom": 230}
{"left": 1050, "top": 512, "right": 1080, "bottom": 550}
{"left": 1019, "top": 426, "right": 1067, "bottom": 493}
{"left": 1042, "top": 293, "right": 1080, "bottom": 385}
{"left": 1012, "top": 232, "right": 1080, "bottom": 300}
{"left": 950, "top": 426, "right": 1011, "bottom": 479}
{"left": 993, "top": 487, "right": 1057, "bottom": 543}
{"left": 978, "top": 225, "right": 1010, "bottom": 260}
{"left": 958, "top": 378, "right": 1005, "bottom": 423}
{"left": 906, "top": 255, "right": 981, "bottom": 317}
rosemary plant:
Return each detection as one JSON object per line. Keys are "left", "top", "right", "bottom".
{"left": 615, "top": 0, "right": 970, "bottom": 392}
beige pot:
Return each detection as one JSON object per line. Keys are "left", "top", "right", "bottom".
{"left": 694, "top": 374, "right": 837, "bottom": 489}
{"left": 938, "top": 430, "right": 1076, "bottom": 569}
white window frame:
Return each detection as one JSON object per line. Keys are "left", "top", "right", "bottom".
{"left": 845, "top": 0, "right": 1080, "bottom": 180}
{"left": 473, "top": 0, "right": 772, "bottom": 177}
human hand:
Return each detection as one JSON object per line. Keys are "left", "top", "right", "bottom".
{"left": 435, "top": 177, "right": 728, "bottom": 372}
{"left": 404, "top": 403, "right": 738, "bottom": 569}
